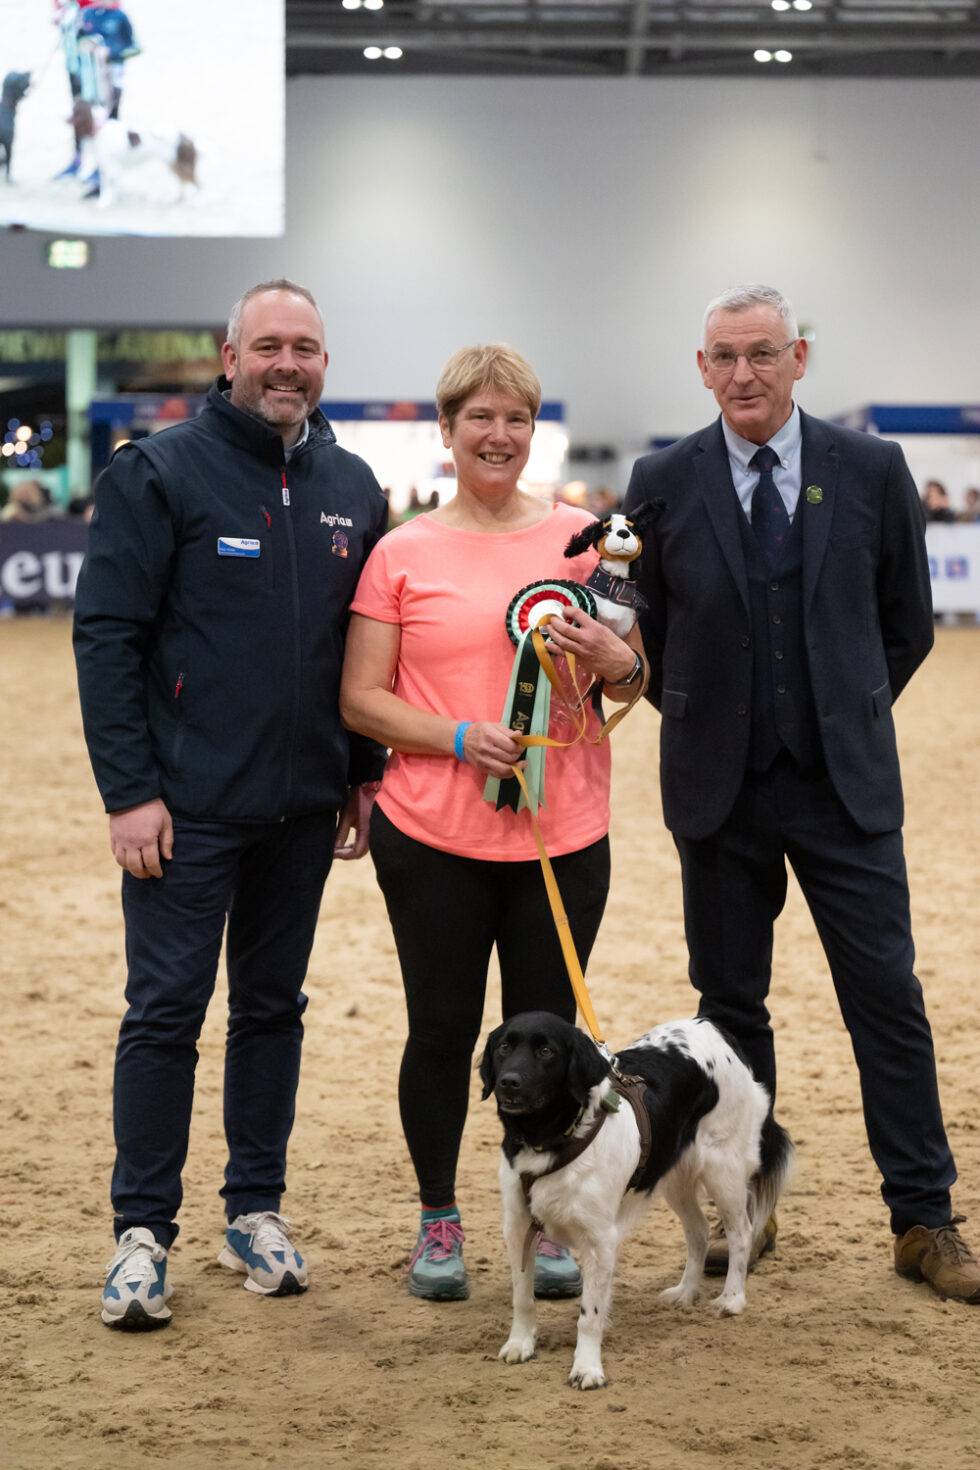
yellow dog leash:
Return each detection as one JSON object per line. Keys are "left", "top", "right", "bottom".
{"left": 506, "top": 627, "right": 647, "bottom": 1048}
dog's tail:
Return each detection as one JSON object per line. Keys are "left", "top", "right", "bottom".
{"left": 748, "top": 1114, "right": 794, "bottom": 1248}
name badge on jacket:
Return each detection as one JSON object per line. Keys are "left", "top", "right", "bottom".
{"left": 217, "top": 537, "right": 261, "bottom": 558}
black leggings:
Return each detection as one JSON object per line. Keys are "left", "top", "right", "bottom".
{"left": 370, "top": 804, "right": 610, "bottom": 1206}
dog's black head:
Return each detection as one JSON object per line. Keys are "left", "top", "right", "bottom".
{"left": 480, "top": 1012, "right": 610, "bottom": 1138}
{"left": 2, "top": 72, "right": 31, "bottom": 106}
{"left": 563, "top": 499, "right": 666, "bottom": 561}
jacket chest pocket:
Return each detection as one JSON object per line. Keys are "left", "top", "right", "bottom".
{"left": 211, "top": 532, "right": 274, "bottom": 595}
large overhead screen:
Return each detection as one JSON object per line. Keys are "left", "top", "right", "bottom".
{"left": 0, "top": 0, "right": 284, "bottom": 237}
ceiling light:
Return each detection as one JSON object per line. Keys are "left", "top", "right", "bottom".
{"left": 363, "top": 0, "right": 385, "bottom": 10}
{"left": 775, "top": 48, "right": 793, "bottom": 61}
{"left": 793, "top": 0, "right": 812, "bottom": 9}
{"left": 342, "top": 0, "right": 361, "bottom": 9}
{"left": 383, "top": 45, "right": 402, "bottom": 58}
{"left": 754, "top": 49, "right": 773, "bottom": 62}
{"left": 364, "top": 45, "right": 382, "bottom": 58}
{"left": 771, "top": 1, "right": 790, "bottom": 10}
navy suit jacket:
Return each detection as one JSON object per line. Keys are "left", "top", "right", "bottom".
{"left": 622, "top": 410, "right": 934, "bottom": 840}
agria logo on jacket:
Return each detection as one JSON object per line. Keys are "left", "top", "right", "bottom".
{"left": 320, "top": 512, "right": 353, "bottom": 529}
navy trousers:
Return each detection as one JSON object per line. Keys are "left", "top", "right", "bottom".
{"left": 113, "top": 811, "right": 337, "bottom": 1247}
{"left": 674, "top": 753, "right": 956, "bottom": 1236}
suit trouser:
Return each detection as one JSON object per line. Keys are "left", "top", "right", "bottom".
{"left": 370, "top": 805, "right": 610, "bottom": 1206}
{"left": 673, "top": 752, "right": 956, "bottom": 1236}
{"left": 113, "top": 811, "right": 337, "bottom": 1247}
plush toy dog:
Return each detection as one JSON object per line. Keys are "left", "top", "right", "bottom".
{"left": 563, "top": 500, "right": 664, "bottom": 639}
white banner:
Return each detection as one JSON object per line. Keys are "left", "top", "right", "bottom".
{"left": 925, "top": 525, "right": 980, "bottom": 613}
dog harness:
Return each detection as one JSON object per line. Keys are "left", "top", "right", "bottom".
{"left": 585, "top": 565, "right": 648, "bottom": 613}
{"left": 518, "top": 1074, "right": 652, "bottom": 1270}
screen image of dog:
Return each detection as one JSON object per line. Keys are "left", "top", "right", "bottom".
{"left": 480, "top": 1011, "right": 793, "bottom": 1390}
{"left": 0, "top": 70, "right": 30, "bottom": 182}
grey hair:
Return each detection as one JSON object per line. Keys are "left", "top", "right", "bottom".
{"left": 226, "top": 279, "right": 323, "bottom": 349}
{"left": 702, "top": 284, "right": 798, "bottom": 343}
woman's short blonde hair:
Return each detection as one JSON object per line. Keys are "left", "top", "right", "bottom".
{"left": 436, "top": 344, "right": 542, "bottom": 429}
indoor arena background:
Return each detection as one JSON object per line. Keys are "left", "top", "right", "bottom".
{"left": 3, "top": 616, "right": 978, "bottom": 1470}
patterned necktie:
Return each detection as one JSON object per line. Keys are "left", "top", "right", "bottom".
{"left": 750, "top": 445, "right": 788, "bottom": 563}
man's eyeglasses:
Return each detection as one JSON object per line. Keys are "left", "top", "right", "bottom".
{"left": 704, "top": 340, "right": 799, "bottom": 374}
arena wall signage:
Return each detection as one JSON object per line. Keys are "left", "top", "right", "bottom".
{"left": 0, "top": 520, "right": 89, "bottom": 610}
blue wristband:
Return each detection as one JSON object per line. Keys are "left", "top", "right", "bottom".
{"left": 454, "top": 721, "right": 473, "bottom": 761}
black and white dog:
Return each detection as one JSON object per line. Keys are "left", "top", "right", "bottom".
{"left": 480, "top": 1011, "right": 793, "bottom": 1390}
{"left": 71, "top": 99, "right": 199, "bottom": 209}
{"left": 0, "top": 71, "right": 31, "bottom": 183}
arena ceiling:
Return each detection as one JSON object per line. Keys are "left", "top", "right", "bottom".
{"left": 285, "top": 0, "right": 980, "bottom": 77}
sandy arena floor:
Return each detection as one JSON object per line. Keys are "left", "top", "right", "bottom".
{"left": 2, "top": 617, "right": 979, "bottom": 1470}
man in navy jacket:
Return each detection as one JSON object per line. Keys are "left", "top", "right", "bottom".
{"left": 624, "top": 283, "right": 980, "bottom": 1304}
{"left": 74, "top": 279, "right": 389, "bottom": 1329}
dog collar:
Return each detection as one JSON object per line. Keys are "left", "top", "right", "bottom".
{"left": 528, "top": 1102, "right": 588, "bottom": 1153}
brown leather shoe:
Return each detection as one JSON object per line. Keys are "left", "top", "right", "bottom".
{"left": 894, "top": 1215, "right": 980, "bottom": 1304}
{"left": 703, "top": 1214, "right": 777, "bottom": 1277}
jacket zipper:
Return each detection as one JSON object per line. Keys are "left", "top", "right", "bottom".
{"left": 280, "top": 465, "right": 302, "bottom": 815}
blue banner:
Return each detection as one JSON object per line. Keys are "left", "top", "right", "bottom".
{"left": 0, "top": 520, "right": 90, "bottom": 610}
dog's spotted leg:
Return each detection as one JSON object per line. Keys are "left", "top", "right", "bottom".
{"left": 710, "top": 1208, "right": 751, "bottom": 1317}
{"left": 568, "top": 1240, "right": 616, "bottom": 1390}
{"left": 498, "top": 1188, "right": 537, "bottom": 1365}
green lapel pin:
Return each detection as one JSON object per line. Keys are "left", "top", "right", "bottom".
{"left": 806, "top": 485, "right": 823, "bottom": 505}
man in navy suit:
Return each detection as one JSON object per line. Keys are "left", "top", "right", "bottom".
{"left": 624, "top": 283, "right": 980, "bottom": 1303}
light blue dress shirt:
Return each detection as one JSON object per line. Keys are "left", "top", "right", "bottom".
{"left": 721, "top": 404, "right": 803, "bottom": 523}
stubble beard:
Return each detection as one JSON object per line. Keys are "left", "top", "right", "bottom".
{"left": 232, "top": 378, "right": 315, "bottom": 435}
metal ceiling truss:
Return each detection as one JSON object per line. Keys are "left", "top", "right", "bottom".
{"left": 286, "top": 0, "right": 980, "bottom": 77}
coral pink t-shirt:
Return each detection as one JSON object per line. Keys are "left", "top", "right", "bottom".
{"left": 350, "top": 504, "right": 612, "bottom": 860}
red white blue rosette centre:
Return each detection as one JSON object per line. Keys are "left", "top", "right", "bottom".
{"left": 505, "top": 580, "right": 597, "bottom": 646}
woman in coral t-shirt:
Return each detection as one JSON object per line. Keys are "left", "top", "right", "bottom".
{"left": 341, "top": 345, "right": 647, "bottom": 1303}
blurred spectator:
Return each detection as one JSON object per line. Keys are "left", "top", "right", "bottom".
{"left": 399, "top": 488, "right": 425, "bottom": 524}
{"left": 588, "top": 485, "right": 619, "bottom": 516}
{"left": 921, "top": 480, "right": 957, "bottom": 523}
{"left": 380, "top": 486, "right": 397, "bottom": 532}
{"left": 68, "top": 493, "right": 96, "bottom": 522}
{"left": 0, "top": 479, "right": 52, "bottom": 521}
{"left": 957, "top": 487, "right": 980, "bottom": 524}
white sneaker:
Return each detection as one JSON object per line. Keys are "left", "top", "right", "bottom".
{"left": 101, "top": 1227, "right": 173, "bottom": 1330}
{"left": 217, "top": 1211, "right": 308, "bottom": 1296}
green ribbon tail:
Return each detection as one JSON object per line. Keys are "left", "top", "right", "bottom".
{"left": 519, "top": 671, "right": 551, "bottom": 814}
{"left": 483, "top": 630, "right": 539, "bottom": 813}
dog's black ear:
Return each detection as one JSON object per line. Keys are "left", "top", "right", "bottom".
{"left": 566, "top": 1029, "right": 610, "bottom": 1106}
{"left": 564, "top": 520, "right": 600, "bottom": 558}
{"left": 627, "top": 499, "right": 667, "bottom": 539}
{"left": 479, "top": 1024, "right": 504, "bottom": 1100}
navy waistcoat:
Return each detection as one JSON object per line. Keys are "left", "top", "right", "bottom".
{"left": 737, "top": 500, "right": 824, "bottom": 774}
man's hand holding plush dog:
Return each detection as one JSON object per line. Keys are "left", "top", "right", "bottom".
{"left": 545, "top": 609, "right": 647, "bottom": 702}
